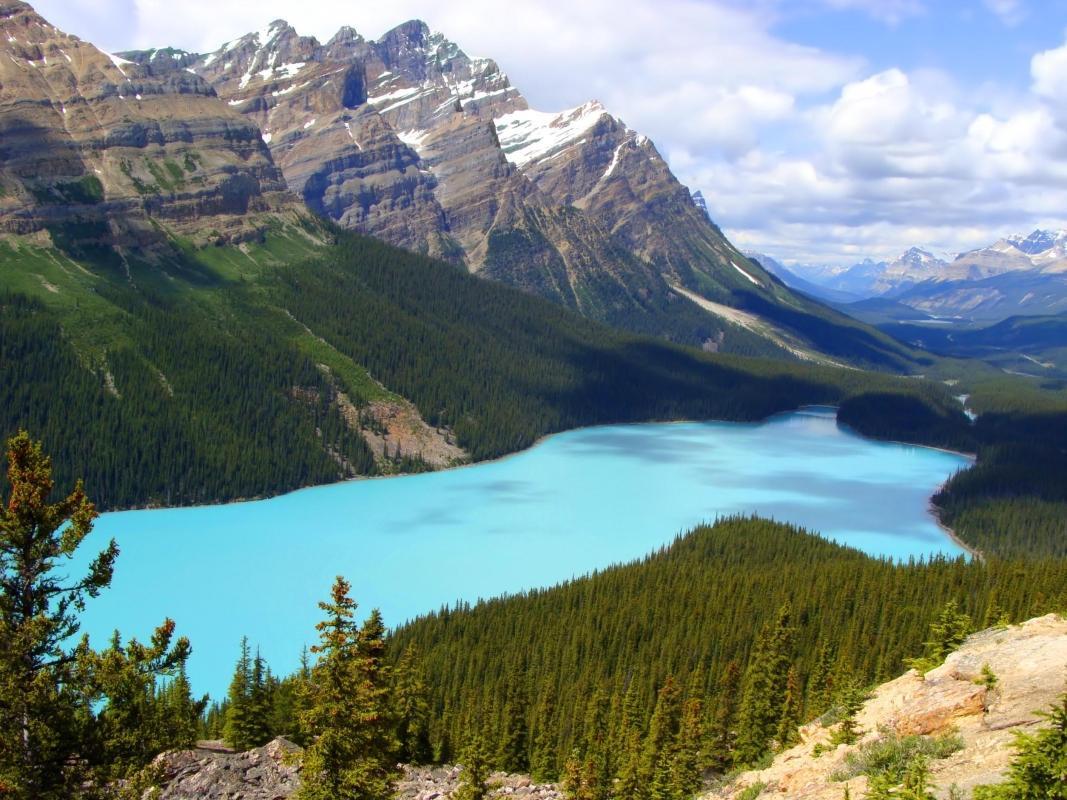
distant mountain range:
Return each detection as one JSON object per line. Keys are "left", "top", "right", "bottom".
{"left": 753, "top": 230, "right": 1067, "bottom": 321}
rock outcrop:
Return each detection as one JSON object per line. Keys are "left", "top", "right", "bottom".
{"left": 0, "top": 0, "right": 299, "bottom": 250}
{"left": 153, "top": 743, "right": 563, "bottom": 800}
{"left": 154, "top": 738, "right": 301, "bottom": 799}
{"left": 705, "top": 614, "right": 1067, "bottom": 800}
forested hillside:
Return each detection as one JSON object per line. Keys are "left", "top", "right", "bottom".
{"left": 0, "top": 224, "right": 967, "bottom": 510}
{"left": 389, "top": 518, "right": 1067, "bottom": 783}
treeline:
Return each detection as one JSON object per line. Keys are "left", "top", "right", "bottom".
{"left": 0, "top": 231, "right": 972, "bottom": 511}
{"left": 0, "top": 431, "right": 420, "bottom": 799}
{"left": 935, "top": 406, "right": 1067, "bottom": 559}
{"left": 0, "top": 291, "right": 375, "bottom": 509}
{"left": 389, "top": 517, "right": 1067, "bottom": 782}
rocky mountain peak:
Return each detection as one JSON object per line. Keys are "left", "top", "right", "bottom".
{"left": 896, "top": 246, "right": 944, "bottom": 270}
{"left": 0, "top": 0, "right": 295, "bottom": 246}
{"left": 1008, "top": 228, "right": 1067, "bottom": 256}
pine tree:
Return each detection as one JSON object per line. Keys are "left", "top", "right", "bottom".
{"left": 807, "top": 641, "right": 836, "bottom": 718}
{"left": 247, "top": 649, "right": 274, "bottom": 747}
{"left": 735, "top": 605, "right": 796, "bottom": 765}
{"left": 498, "top": 670, "right": 530, "bottom": 773}
{"left": 775, "top": 667, "right": 803, "bottom": 750}
{"left": 907, "top": 600, "right": 973, "bottom": 675}
{"left": 671, "top": 673, "right": 706, "bottom": 800}
{"left": 297, "top": 577, "right": 399, "bottom": 800}
{"left": 455, "top": 730, "right": 493, "bottom": 800}
{"left": 566, "top": 688, "right": 612, "bottom": 800}
{"left": 0, "top": 431, "right": 113, "bottom": 799}
{"left": 613, "top": 681, "right": 644, "bottom": 800}
{"left": 829, "top": 680, "right": 865, "bottom": 747}
{"left": 223, "top": 637, "right": 254, "bottom": 751}
{"left": 393, "top": 646, "right": 432, "bottom": 764}
{"left": 91, "top": 621, "right": 201, "bottom": 779}
{"left": 973, "top": 691, "right": 1067, "bottom": 800}
{"left": 706, "top": 660, "right": 741, "bottom": 774}
{"left": 530, "top": 692, "right": 558, "bottom": 781}
{"left": 639, "top": 676, "right": 683, "bottom": 800}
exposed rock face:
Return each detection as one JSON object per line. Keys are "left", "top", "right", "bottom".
{"left": 155, "top": 738, "right": 301, "bottom": 799}
{"left": 0, "top": 0, "right": 296, "bottom": 248}
{"left": 123, "top": 17, "right": 786, "bottom": 337}
{"left": 705, "top": 614, "right": 1067, "bottom": 800}
{"left": 153, "top": 742, "right": 563, "bottom": 800}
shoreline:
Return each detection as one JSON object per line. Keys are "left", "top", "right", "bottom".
{"left": 100, "top": 406, "right": 979, "bottom": 559}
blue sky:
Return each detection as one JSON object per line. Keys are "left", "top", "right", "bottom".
{"left": 32, "top": 0, "right": 1067, "bottom": 264}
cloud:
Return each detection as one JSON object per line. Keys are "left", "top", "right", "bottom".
{"left": 26, "top": 0, "right": 1067, "bottom": 265}
{"left": 983, "top": 0, "right": 1026, "bottom": 26}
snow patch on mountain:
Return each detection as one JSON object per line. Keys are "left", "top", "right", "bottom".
{"left": 495, "top": 101, "right": 609, "bottom": 168}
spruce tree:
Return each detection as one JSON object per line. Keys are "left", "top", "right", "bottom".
{"left": 498, "top": 671, "right": 530, "bottom": 773}
{"left": 0, "top": 431, "right": 113, "bottom": 799}
{"left": 612, "top": 682, "right": 644, "bottom": 800}
{"left": 530, "top": 692, "right": 558, "bottom": 781}
{"left": 670, "top": 673, "right": 706, "bottom": 800}
{"left": 735, "top": 605, "right": 796, "bottom": 765}
{"left": 973, "top": 691, "right": 1067, "bottom": 800}
{"left": 775, "top": 667, "right": 803, "bottom": 750}
{"left": 455, "top": 730, "right": 493, "bottom": 800}
{"left": 907, "top": 600, "right": 973, "bottom": 675}
{"left": 223, "top": 637, "right": 254, "bottom": 751}
{"left": 807, "top": 641, "right": 836, "bottom": 718}
{"left": 706, "top": 660, "right": 741, "bottom": 774}
{"left": 393, "top": 645, "right": 432, "bottom": 764}
{"left": 639, "top": 676, "right": 683, "bottom": 800}
{"left": 297, "top": 577, "right": 399, "bottom": 800}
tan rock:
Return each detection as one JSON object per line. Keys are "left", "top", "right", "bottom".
{"left": 704, "top": 614, "right": 1067, "bottom": 800}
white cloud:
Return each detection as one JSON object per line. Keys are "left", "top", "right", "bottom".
{"left": 25, "top": 0, "right": 1067, "bottom": 265}
{"left": 983, "top": 0, "right": 1026, "bottom": 26}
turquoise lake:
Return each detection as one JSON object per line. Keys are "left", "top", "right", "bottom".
{"left": 74, "top": 408, "right": 972, "bottom": 699}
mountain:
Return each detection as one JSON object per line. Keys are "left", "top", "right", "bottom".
{"left": 0, "top": 0, "right": 299, "bottom": 254}
{"left": 746, "top": 252, "right": 862, "bottom": 304}
{"left": 814, "top": 247, "right": 950, "bottom": 298}
{"left": 119, "top": 19, "right": 925, "bottom": 369}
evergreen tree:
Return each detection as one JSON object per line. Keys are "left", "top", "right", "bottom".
{"left": 829, "top": 681, "right": 865, "bottom": 747}
{"left": 612, "top": 681, "right": 644, "bottom": 800}
{"left": 90, "top": 621, "right": 202, "bottom": 780}
{"left": 247, "top": 649, "right": 274, "bottom": 747}
{"left": 807, "top": 641, "right": 836, "bottom": 718}
{"left": 671, "top": 673, "right": 706, "bottom": 800}
{"left": 973, "top": 691, "right": 1067, "bottom": 800}
{"left": 639, "top": 677, "right": 683, "bottom": 800}
{"left": 775, "top": 667, "right": 803, "bottom": 750}
{"left": 566, "top": 688, "right": 612, "bottom": 800}
{"left": 498, "top": 671, "right": 530, "bottom": 773}
{"left": 530, "top": 692, "right": 558, "bottom": 781}
{"left": 706, "top": 660, "right": 741, "bottom": 774}
{"left": 297, "top": 577, "right": 399, "bottom": 800}
{"left": 735, "top": 605, "right": 796, "bottom": 765}
{"left": 907, "top": 601, "right": 973, "bottom": 675}
{"left": 0, "top": 431, "right": 113, "bottom": 799}
{"left": 393, "top": 646, "right": 432, "bottom": 764}
{"left": 223, "top": 637, "right": 256, "bottom": 751}
{"left": 455, "top": 730, "right": 493, "bottom": 800}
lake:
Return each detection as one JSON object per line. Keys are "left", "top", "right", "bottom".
{"left": 73, "top": 407, "right": 972, "bottom": 698}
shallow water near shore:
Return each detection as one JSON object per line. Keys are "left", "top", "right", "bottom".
{"left": 74, "top": 407, "right": 972, "bottom": 698}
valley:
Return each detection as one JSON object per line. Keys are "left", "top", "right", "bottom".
{"left": 0, "top": 1, "right": 1065, "bottom": 799}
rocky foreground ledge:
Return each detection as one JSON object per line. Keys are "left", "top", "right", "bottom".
{"left": 151, "top": 615, "right": 1066, "bottom": 800}
{"left": 705, "top": 613, "right": 1067, "bottom": 800}
{"left": 153, "top": 740, "right": 563, "bottom": 800}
